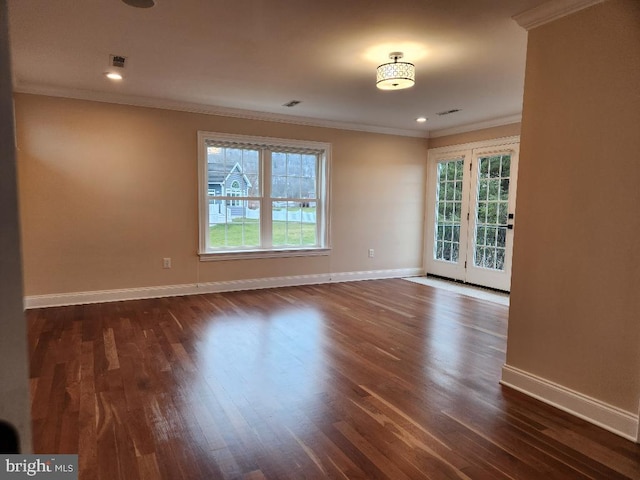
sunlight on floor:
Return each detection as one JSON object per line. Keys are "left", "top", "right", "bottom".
{"left": 403, "top": 276, "right": 510, "bottom": 306}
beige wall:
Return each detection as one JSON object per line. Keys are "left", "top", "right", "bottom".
{"left": 507, "top": 0, "right": 640, "bottom": 413}
{"left": 428, "top": 123, "right": 521, "bottom": 149}
{"left": 15, "top": 94, "right": 428, "bottom": 296}
{"left": 0, "top": 0, "right": 31, "bottom": 452}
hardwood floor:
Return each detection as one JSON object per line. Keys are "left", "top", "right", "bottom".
{"left": 27, "top": 279, "right": 640, "bottom": 479}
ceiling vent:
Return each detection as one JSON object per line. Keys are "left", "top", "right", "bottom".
{"left": 283, "top": 100, "right": 301, "bottom": 108}
{"left": 122, "top": 0, "right": 156, "bottom": 8}
{"left": 109, "top": 55, "right": 127, "bottom": 69}
{"left": 436, "top": 108, "right": 461, "bottom": 116}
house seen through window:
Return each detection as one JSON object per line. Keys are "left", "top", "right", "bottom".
{"left": 198, "top": 132, "right": 330, "bottom": 258}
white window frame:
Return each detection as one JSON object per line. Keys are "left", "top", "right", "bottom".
{"left": 198, "top": 131, "right": 331, "bottom": 261}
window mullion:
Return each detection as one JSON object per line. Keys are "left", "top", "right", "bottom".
{"left": 262, "top": 149, "right": 272, "bottom": 248}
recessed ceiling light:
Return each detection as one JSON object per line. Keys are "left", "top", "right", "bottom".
{"left": 105, "top": 72, "right": 123, "bottom": 81}
{"left": 416, "top": 117, "right": 427, "bottom": 123}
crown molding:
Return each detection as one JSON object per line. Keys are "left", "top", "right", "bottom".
{"left": 13, "top": 82, "right": 429, "bottom": 139}
{"left": 429, "top": 113, "right": 522, "bottom": 139}
{"left": 513, "top": 0, "right": 605, "bottom": 30}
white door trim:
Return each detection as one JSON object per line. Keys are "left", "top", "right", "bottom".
{"left": 424, "top": 149, "right": 471, "bottom": 281}
{"left": 424, "top": 136, "right": 520, "bottom": 289}
{"left": 465, "top": 142, "right": 520, "bottom": 291}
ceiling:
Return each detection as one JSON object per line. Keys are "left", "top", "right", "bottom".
{"left": 7, "top": 0, "right": 550, "bottom": 137}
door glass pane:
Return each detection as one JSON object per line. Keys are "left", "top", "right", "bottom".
{"left": 501, "top": 157, "right": 510, "bottom": 178}
{"left": 476, "top": 226, "right": 486, "bottom": 246}
{"left": 474, "top": 154, "right": 511, "bottom": 271}
{"left": 454, "top": 182, "right": 462, "bottom": 201}
{"left": 486, "top": 226, "right": 497, "bottom": 246}
{"left": 498, "top": 202, "right": 508, "bottom": 225}
{"left": 452, "top": 243, "right": 459, "bottom": 262}
{"left": 496, "top": 248, "right": 506, "bottom": 270}
{"left": 445, "top": 202, "right": 453, "bottom": 219}
{"left": 479, "top": 180, "right": 488, "bottom": 201}
{"left": 497, "top": 227, "right": 506, "bottom": 245}
{"left": 452, "top": 225, "right": 460, "bottom": 243}
{"left": 444, "top": 225, "right": 452, "bottom": 242}
{"left": 486, "top": 204, "right": 497, "bottom": 224}
{"left": 480, "top": 159, "right": 489, "bottom": 178}
{"left": 443, "top": 242, "right": 451, "bottom": 261}
{"left": 484, "top": 247, "right": 496, "bottom": 269}
{"left": 434, "top": 158, "right": 464, "bottom": 263}
{"left": 444, "top": 183, "right": 453, "bottom": 200}
{"left": 500, "top": 179, "right": 510, "bottom": 201}
{"left": 488, "top": 179, "right": 499, "bottom": 198}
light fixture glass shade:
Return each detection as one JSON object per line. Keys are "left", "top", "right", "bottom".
{"left": 376, "top": 61, "right": 415, "bottom": 90}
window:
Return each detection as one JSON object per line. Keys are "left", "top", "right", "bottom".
{"left": 198, "top": 131, "right": 330, "bottom": 260}
{"left": 228, "top": 180, "right": 241, "bottom": 207}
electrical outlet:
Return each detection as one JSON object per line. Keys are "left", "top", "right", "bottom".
{"left": 163, "top": 257, "right": 171, "bottom": 269}
{"left": 368, "top": 249, "right": 374, "bottom": 258}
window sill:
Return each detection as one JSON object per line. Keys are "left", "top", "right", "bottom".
{"left": 199, "top": 247, "right": 331, "bottom": 262}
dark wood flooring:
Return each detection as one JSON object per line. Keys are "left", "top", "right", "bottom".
{"left": 27, "top": 279, "right": 640, "bottom": 479}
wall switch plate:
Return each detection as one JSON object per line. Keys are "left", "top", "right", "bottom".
{"left": 163, "top": 257, "right": 171, "bottom": 269}
{"left": 368, "top": 249, "right": 374, "bottom": 258}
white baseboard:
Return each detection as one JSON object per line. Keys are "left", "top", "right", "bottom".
{"left": 24, "top": 283, "right": 199, "bottom": 309}
{"left": 196, "top": 273, "right": 332, "bottom": 294}
{"left": 330, "top": 268, "right": 423, "bottom": 283}
{"left": 24, "top": 268, "right": 424, "bottom": 309}
{"left": 501, "top": 364, "right": 639, "bottom": 442}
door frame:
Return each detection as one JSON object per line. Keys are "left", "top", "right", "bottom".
{"left": 424, "top": 148, "right": 471, "bottom": 282}
{"left": 464, "top": 143, "right": 520, "bottom": 291}
{"left": 423, "top": 135, "right": 520, "bottom": 289}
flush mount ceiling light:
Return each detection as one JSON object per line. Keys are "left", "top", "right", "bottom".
{"left": 376, "top": 52, "right": 415, "bottom": 90}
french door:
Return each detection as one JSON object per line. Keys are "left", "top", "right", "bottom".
{"left": 424, "top": 138, "right": 519, "bottom": 291}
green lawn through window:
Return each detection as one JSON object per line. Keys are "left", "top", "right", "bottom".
{"left": 210, "top": 218, "right": 317, "bottom": 248}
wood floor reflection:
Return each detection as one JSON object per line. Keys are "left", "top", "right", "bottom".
{"left": 27, "top": 279, "right": 640, "bottom": 479}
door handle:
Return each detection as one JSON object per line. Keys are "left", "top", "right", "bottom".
{"left": 499, "top": 224, "right": 514, "bottom": 230}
